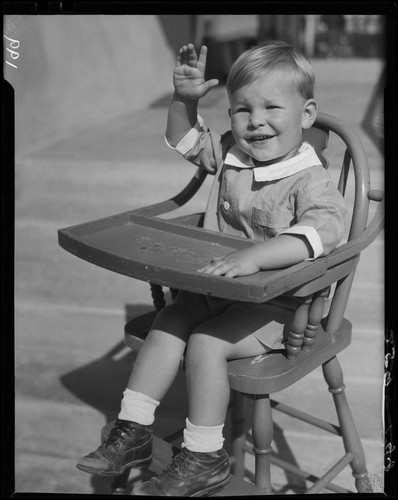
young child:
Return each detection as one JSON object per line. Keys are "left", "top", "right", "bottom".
{"left": 76, "top": 41, "right": 346, "bottom": 496}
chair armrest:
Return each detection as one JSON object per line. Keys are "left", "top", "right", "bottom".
{"left": 133, "top": 168, "right": 207, "bottom": 217}
{"left": 327, "top": 194, "right": 384, "bottom": 268}
{"left": 289, "top": 194, "right": 384, "bottom": 297}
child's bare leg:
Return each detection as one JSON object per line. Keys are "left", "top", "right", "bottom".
{"left": 186, "top": 322, "right": 268, "bottom": 426}
{"left": 131, "top": 321, "right": 268, "bottom": 495}
{"left": 76, "top": 300, "right": 211, "bottom": 477}
{"left": 132, "top": 302, "right": 284, "bottom": 496}
{"left": 126, "top": 328, "right": 187, "bottom": 400}
{"left": 185, "top": 302, "right": 291, "bottom": 428}
{"left": 125, "top": 301, "right": 210, "bottom": 400}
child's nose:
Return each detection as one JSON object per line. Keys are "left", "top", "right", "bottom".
{"left": 249, "top": 110, "right": 267, "bottom": 128}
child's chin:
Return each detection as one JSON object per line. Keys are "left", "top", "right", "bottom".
{"left": 253, "top": 148, "right": 297, "bottom": 165}
{"left": 252, "top": 154, "right": 278, "bottom": 165}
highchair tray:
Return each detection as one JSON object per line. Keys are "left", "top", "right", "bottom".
{"left": 58, "top": 211, "right": 329, "bottom": 303}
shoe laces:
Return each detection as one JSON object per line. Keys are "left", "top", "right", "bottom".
{"left": 103, "top": 420, "right": 133, "bottom": 449}
{"left": 161, "top": 449, "right": 191, "bottom": 478}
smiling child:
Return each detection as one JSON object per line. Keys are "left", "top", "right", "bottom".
{"left": 76, "top": 41, "right": 346, "bottom": 497}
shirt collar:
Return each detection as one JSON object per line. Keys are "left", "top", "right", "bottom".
{"left": 224, "top": 142, "right": 323, "bottom": 182}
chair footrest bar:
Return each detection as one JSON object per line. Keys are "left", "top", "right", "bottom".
{"left": 305, "top": 452, "right": 354, "bottom": 494}
{"left": 271, "top": 399, "right": 341, "bottom": 436}
{"left": 242, "top": 444, "right": 353, "bottom": 494}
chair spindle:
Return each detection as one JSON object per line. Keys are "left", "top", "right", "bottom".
{"left": 286, "top": 297, "right": 312, "bottom": 360}
{"left": 303, "top": 290, "right": 328, "bottom": 351}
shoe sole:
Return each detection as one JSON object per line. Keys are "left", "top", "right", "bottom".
{"left": 191, "top": 475, "right": 231, "bottom": 497}
{"left": 76, "top": 455, "right": 152, "bottom": 477}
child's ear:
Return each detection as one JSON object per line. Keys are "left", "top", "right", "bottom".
{"left": 302, "top": 99, "right": 317, "bottom": 129}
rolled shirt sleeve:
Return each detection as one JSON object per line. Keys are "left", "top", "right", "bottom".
{"left": 165, "top": 115, "right": 235, "bottom": 174}
{"left": 165, "top": 116, "right": 205, "bottom": 155}
{"left": 278, "top": 225, "right": 324, "bottom": 259}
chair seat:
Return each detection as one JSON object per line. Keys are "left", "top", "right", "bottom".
{"left": 125, "top": 312, "right": 352, "bottom": 395}
{"left": 228, "top": 319, "right": 352, "bottom": 394}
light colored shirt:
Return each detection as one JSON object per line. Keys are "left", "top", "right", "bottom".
{"left": 166, "top": 116, "right": 346, "bottom": 259}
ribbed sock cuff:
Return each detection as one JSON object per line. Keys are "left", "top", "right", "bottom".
{"left": 118, "top": 388, "right": 160, "bottom": 425}
{"left": 182, "top": 418, "right": 224, "bottom": 452}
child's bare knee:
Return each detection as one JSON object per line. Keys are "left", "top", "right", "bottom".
{"left": 186, "top": 332, "right": 228, "bottom": 366}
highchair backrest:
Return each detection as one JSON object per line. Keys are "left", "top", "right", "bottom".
{"left": 152, "top": 112, "right": 384, "bottom": 357}
{"left": 262, "top": 112, "right": 384, "bottom": 362}
{"left": 299, "top": 113, "right": 383, "bottom": 331}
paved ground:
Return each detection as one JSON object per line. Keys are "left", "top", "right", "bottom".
{"left": 11, "top": 57, "right": 385, "bottom": 495}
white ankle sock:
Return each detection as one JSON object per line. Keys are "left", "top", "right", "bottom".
{"left": 182, "top": 418, "right": 225, "bottom": 453}
{"left": 118, "top": 389, "right": 160, "bottom": 425}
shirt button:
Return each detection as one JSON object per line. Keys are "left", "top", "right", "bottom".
{"left": 223, "top": 200, "right": 230, "bottom": 211}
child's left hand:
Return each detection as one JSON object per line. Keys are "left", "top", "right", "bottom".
{"left": 198, "top": 248, "right": 261, "bottom": 278}
{"left": 198, "top": 235, "right": 312, "bottom": 278}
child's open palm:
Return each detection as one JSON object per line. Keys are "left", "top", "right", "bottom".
{"left": 174, "top": 44, "right": 219, "bottom": 100}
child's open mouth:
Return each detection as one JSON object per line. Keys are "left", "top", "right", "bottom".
{"left": 249, "top": 135, "right": 275, "bottom": 144}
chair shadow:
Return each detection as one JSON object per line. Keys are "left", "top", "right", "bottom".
{"left": 59, "top": 303, "right": 154, "bottom": 494}
{"left": 60, "top": 302, "right": 188, "bottom": 494}
{"left": 60, "top": 304, "right": 153, "bottom": 418}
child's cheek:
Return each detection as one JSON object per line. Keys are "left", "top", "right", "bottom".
{"left": 231, "top": 117, "right": 245, "bottom": 140}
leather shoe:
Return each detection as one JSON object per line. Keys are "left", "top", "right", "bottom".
{"left": 76, "top": 419, "right": 152, "bottom": 476}
{"left": 132, "top": 447, "right": 230, "bottom": 496}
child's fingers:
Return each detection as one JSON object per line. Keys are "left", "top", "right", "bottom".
{"left": 177, "top": 45, "right": 188, "bottom": 67}
{"left": 186, "top": 43, "right": 198, "bottom": 67}
{"left": 197, "top": 257, "right": 235, "bottom": 276}
{"left": 197, "top": 261, "right": 220, "bottom": 274}
{"left": 197, "top": 45, "right": 208, "bottom": 73}
{"left": 203, "top": 79, "right": 220, "bottom": 93}
{"left": 224, "top": 267, "right": 240, "bottom": 278}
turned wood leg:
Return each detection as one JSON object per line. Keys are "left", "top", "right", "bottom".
{"left": 252, "top": 394, "right": 273, "bottom": 493}
{"left": 230, "top": 390, "right": 246, "bottom": 479}
{"left": 322, "top": 356, "right": 372, "bottom": 493}
{"left": 110, "top": 469, "right": 131, "bottom": 495}
{"left": 150, "top": 283, "right": 166, "bottom": 310}
{"left": 303, "top": 290, "right": 328, "bottom": 351}
{"left": 286, "top": 298, "right": 311, "bottom": 360}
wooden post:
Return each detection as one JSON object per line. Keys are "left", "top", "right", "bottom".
{"left": 252, "top": 394, "right": 273, "bottom": 493}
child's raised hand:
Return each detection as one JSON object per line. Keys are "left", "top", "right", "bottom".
{"left": 173, "top": 44, "right": 219, "bottom": 100}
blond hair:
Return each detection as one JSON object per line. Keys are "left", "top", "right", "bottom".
{"left": 226, "top": 40, "right": 315, "bottom": 100}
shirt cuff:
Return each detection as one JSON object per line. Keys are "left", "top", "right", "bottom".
{"left": 278, "top": 225, "right": 323, "bottom": 260}
{"left": 164, "top": 115, "right": 204, "bottom": 155}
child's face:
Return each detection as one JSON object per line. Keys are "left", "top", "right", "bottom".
{"left": 229, "top": 68, "right": 316, "bottom": 166}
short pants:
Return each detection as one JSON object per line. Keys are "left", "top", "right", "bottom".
{"left": 151, "top": 290, "right": 299, "bottom": 351}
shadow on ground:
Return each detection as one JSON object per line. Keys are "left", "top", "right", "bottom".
{"left": 59, "top": 302, "right": 189, "bottom": 494}
{"left": 60, "top": 304, "right": 153, "bottom": 422}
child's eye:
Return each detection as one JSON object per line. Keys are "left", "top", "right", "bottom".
{"left": 235, "top": 107, "right": 249, "bottom": 113}
{"left": 266, "top": 105, "right": 279, "bottom": 110}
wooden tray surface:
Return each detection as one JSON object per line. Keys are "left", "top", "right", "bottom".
{"left": 58, "top": 211, "right": 328, "bottom": 302}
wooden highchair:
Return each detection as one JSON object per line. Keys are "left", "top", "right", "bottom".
{"left": 59, "top": 112, "right": 384, "bottom": 494}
